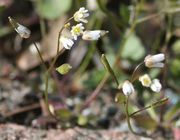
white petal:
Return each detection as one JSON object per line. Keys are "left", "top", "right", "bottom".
{"left": 80, "top": 19, "right": 88, "bottom": 23}
{"left": 74, "top": 36, "right": 77, "bottom": 40}
{"left": 73, "top": 7, "right": 89, "bottom": 23}
{"left": 122, "top": 80, "right": 134, "bottom": 96}
{"left": 79, "top": 7, "right": 85, "bottom": 11}
{"left": 151, "top": 54, "right": 165, "bottom": 62}
{"left": 150, "top": 79, "right": 162, "bottom": 92}
{"left": 151, "top": 62, "right": 164, "bottom": 68}
{"left": 60, "top": 36, "right": 74, "bottom": 50}
{"left": 82, "top": 30, "right": 108, "bottom": 41}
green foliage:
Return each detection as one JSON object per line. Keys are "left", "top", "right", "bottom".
{"left": 77, "top": 115, "right": 88, "bottom": 126}
{"left": 83, "top": 69, "right": 106, "bottom": 89}
{"left": 115, "top": 93, "right": 126, "bottom": 104}
{"left": 172, "top": 40, "right": 180, "bottom": 56}
{"left": 121, "top": 33, "right": 145, "bottom": 61}
{"left": 36, "top": 0, "right": 72, "bottom": 20}
{"left": 164, "top": 101, "right": 180, "bottom": 122}
{"left": 170, "top": 59, "right": 180, "bottom": 76}
{"left": 133, "top": 115, "right": 158, "bottom": 130}
{"left": 55, "top": 108, "right": 72, "bottom": 121}
{"left": 119, "top": 4, "right": 129, "bottom": 24}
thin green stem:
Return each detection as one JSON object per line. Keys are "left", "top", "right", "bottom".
{"left": 125, "top": 96, "right": 137, "bottom": 134}
{"left": 43, "top": 17, "right": 73, "bottom": 119}
{"left": 125, "top": 96, "right": 154, "bottom": 138}
{"left": 130, "top": 97, "right": 169, "bottom": 117}
{"left": 33, "top": 42, "right": 47, "bottom": 69}
{"left": 56, "top": 17, "right": 73, "bottom": 54}
{"left": 101, "top": 54, "right": 119, "bottom": 86}
{"left": 130, "top": 61, "right": 144, "bottom": 83}
{"left": 44, "top": 49, "right": 65, "bottom": 119}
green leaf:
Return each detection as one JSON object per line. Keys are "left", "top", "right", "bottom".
{"left": 77, "top": 115, "right": 88, "bottom": 126}
{"left": 83, "top": 69, "right": 106, "bottom": 89}
{"left": 56, "top": 63, "right": 72, "bottom": 75}
{"left": 170, "top": 58, "right": 180, "bottom": 76}
{"left": 172, "top": 40, "right": 180, "bottom": 56}
{"left": 164, "top": 101, "right": 180, "bottom": 122}
{"left": 115, "top": 93, "right": 126, "bottom": 104}
{"left": 133, "top": 114, "right": 158, "bottom": 130}
{"left": 121, "top": 33, "right": 145, "bottom": 61}
{"left": 36, "top": 0, "right": 72, "bottom": 20}
{"left": 55, "top": 108, "right": 72, "bottom": 121}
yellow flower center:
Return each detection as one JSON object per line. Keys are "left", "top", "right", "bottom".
{"left": 139, "top": 74, "right": 152, "bottom": 87}
{"left": 142, "top": 78, "right": 151, "bottom": 86}
{"left": 73, "top": 27, "right": 81, "bottom": 34}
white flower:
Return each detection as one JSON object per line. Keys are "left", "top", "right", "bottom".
{"left": 122, "top": 80, "right": 135, "bottom": 96}
{"left": 73, "top": 7, "right": 89, "bottom": 23}
{"left": 144, "top": 53, "right": 165, "bottom": 68}
{"left": 139, "top": 74, "right": 152, "bottom": 87}
{"left": 150, "top": 79, "right": 162, "bottom": 92}
{"left": 71, "top": 23, "right": 84, "bottom": 40}
{"left": 82, "top": 30, "right": 109, "bottom": 41}
{"left": 8, "top": 17, "right": 31, "bottom": 39}
{"left": 60, "top": 36, "right": 74, "bottom": 50}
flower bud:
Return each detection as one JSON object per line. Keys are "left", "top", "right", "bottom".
{"left": 144, "top": 53, "right": 165, "bottom": 68}
{"left": 122, "top": 80, "right": 135, "bottom": 96}
{"left": 82, "top": 30, "right": 108, "bottom": 41}
{"left": 150, "top": 79, "right": 162, "bottom": 92}
{"left": 8, "top": 16, "right": 31, "bottom": 39}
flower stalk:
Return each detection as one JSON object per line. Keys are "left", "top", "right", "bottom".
{"left": 33, "top": 42, "right": 47, "bottom": 69}
{"left": 101, "top": 54, "right": 119, "bottom": 86}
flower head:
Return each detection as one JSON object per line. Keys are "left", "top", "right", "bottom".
{"left": 139, "top": 74, "right": 152, "bottom": 87}
{"left": 71, "top": 23, "right": 84, "bottom": 40}
{"left": 8, "top": 16, "right": 31, "bottom": 39}
{"left": 60, "top": 36, "right": 74, "bottom": 50}
{"left": 82, "top": 30, "right": 109, "bottom": 41}
{"left": 122, "top": 80, "right": 135, "bottom": 96}
{"left": 73, "top": 7, "right": 89, "bottom": 23}
{"left": 150, "top": 79, "right": 162, "bottom": 92}
{"left": 144, "top": 53, "right": 165, "bottom": 68}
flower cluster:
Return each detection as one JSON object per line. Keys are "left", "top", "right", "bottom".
{"left": 139, "top": 74, "right": 162, "bottom": 92}
{"left": 122, "top": 53, "right": 165, "bottom": 96}
{"left": 60, "top": 7, "right": 108, "bottom": 50}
